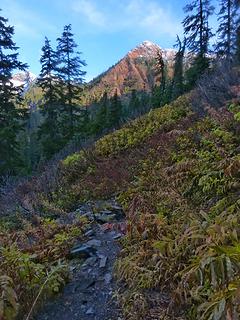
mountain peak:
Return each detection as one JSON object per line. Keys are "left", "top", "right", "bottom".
{"left": 11, "top": 71, "right": 37, "bottom": 87}
{"left": 141, "top": 40, "right": 159, "bottom": 47}
{"left": 128, "top": 41, "right": 161, "bottom": 59}
{"left": 140, "top": 40, "right": 160, "bottom": 48}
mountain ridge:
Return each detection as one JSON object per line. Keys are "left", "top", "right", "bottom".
{"left": 16, "top": 41, "right": 176, "bottom": 107}
{"left": 83, "top": 40, "right": 176, "bottom": 104}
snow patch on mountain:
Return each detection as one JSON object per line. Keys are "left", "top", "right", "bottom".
{"left": 128, "top": 40, "right": 176, "bottom": 61}
{"left": 11, "top": 71, "right": 37, "bottom": 88}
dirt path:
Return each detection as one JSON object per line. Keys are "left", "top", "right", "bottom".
{"left": 35, "top": 205, "right": 125, "bottom": 320}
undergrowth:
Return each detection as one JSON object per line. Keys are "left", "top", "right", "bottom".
{"left": 55, "top": 96, "right": 190, "bottom": 209}
{"left": 56, "top": 93, "right": 240, "bottom": 319}
{"left": 115, "top": 102, "right": 240, "bottom": 319}
{"left": 0, "top": 214, "right": 87, "bottom": 319}
{"left": 2, "top": 93, "right": 240, "bottom": 319}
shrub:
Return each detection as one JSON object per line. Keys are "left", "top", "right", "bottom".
{"left": 115, "top": 107, "right": 240, "bottom": 319}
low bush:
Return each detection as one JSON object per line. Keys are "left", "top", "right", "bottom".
{"left": 115, "top": 103, "right": 240, "bottom": 319}
{"left": 0, "top": 215, "right": 86, "bottom": 319}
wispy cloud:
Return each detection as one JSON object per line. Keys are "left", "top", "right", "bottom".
{"left": 124, "top": 0, "right": 181, "bottom": 37}
{"left": 72, "top": 0, "right": 106, "bottom": 27}
{"left": 71, "top": 0, "right": 181, "bottom": 38}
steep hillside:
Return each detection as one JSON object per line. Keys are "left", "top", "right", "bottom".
{"left": 83, "top": 41, "right": 176, "bottom": 104}
{"left": 2, "top": 67, "right": 239, "bottom": 318}
{"left": 52, "top": 88, "right": 240, "bottom": 319}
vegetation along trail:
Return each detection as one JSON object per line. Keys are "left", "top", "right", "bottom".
{"left": 1, "top": 0, "right": 240, "bottom": 319}
{"left": 35, "top": 200, "right": 125, "bottom": 320}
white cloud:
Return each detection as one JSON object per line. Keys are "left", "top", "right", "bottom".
{"left": 72, "top": 0, "right": 106, "bottom": 27}
{"left": 71, "top": 0, "right": 181, "bottom": 38}
{"left": 125, "top": 0, "right": 181, "bottom": 37}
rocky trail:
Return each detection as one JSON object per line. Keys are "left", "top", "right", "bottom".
{"left": 35, "top": 200, "right": 125, "bottom": 320}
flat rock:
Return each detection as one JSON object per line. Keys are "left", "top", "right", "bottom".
{"left": 82, "top": 256, "right": 97, "bottom": 267}
{"left": 110, "top": 205, "right": 123, "bottom": 211}
{"left": 85, "top": 239, "right": 102, "bottom": 247}
{"left": 95, "top": 213, "right": 117, "bottom": 224}
{"left": 82, "top": 212, "right": 95, "bottom": 221}
{"left": 113, "top": 233, "right": 123, "bottom": 240}
{"left": 76, "top": 203, "right": 92, "bottom": 213}
{"left": 84, "top": 229, "right": 94, "bottom": 237}
{"left": 100, "top": 210, "right": 113, "bottom": 215}
{"left": 86, "top": 307, "right": 94, "bottom": 315}
{"left": 69, "top": 244, "right": 96, "bottom": 259}
{"left": 99, "top": 255, "right": 108, "bottom": 268}
{"left": 72, "top": 278, "right": 95, "bottom": 292}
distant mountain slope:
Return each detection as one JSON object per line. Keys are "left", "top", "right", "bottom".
{"left": 21, "top": 41, "right": 176, "bottom": 108}
{"left": 83, "top": 41, "right": 176, "bottom": 105}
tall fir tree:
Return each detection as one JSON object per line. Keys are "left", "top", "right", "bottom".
{"left": 93, "top": 92, "right": 109, "bottom": 134}
{"left": 72, "top": 106, "right": 91, "bottom": 142}
{"left": 37, "top": 37, "right": 62, "bottom": 159}
{"left": 183, "top": 0, "right": 214, "bottom": 56}
{"left": 183, "top": 0, "right": 214, "bottom": 89}
{"left": 56, "top": 24, "right": 86, "bottom": 140}
{"left": 108, "top": 90, "right": 122, "bottom": 129}
{"left": 155, "top": 50, "right": 165, "bottom": 89}
{"left": 237, "top": 25, "right": 240, "bottom": 63}
{"left": 236, "top": 0, "right": 240, "bottom": 63}
{"left": 152, "top": 50, "right": 167, "bottom": 108}
{"left": 128, "top": 89, "right": 140, "bottom": 117}
{"left": 171, "top": 36, "right": 186, "bottom": 100}
{"left": 215, "top": 0, "right": 238, "bottom": 59}
{"left": 0, "top": 11, "right": 28, "bottom": 176}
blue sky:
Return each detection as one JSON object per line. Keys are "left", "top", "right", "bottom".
{"left": 1, "top": 0, "right": 219, "bottom": 81}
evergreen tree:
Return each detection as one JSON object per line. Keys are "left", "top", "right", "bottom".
{"left": 108, "top": 90, "right": 122, "bottom": 129}
{"left": 140, "top": 91, "right": 150, "bottom": 113}
{"left": 73, "top": 106, "right": 91, "bottom": 142}
{"left": 235, "top": 0, "right": 240, "bottom": 63}
{"left": 215, "top": 0, "right": 238, "bottom": 59}
{"left": 237, "top": 25, "right": 240, "bottom": 63}
{"left": 37, "top": 37, "right": 62, "bottom": 159}
{"left": 183, "top": 0, "right": 214, "bottom": 88}
{"left": 151, "top": 84, "right": 162, "bottom": 108}
{"left": 152, "top": 50, "right": 168, "bottom": 108}
{"left": 159, "top": 79, "right": 173, "bottom": 106}
{"left": 56, "top": 24, "right": 86, "bottom": 140}
{"left": 171, "top": 36, "right": 186, "bottom": 100}
{"left": 128, "top": 89, "right": 140, "bottom": 117}
{"left": 155, "top": 50, "right": 165, "bottom": 89}
{"left": 93, "top": 92, "right": 109, "bottom": 134}
{"left": 0, "top": 11, "right": 28, "bottom": 176}
{"left": 183, "top": 0, "right": 214, "bottom": 56}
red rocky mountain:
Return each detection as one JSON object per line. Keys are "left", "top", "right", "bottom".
{"left": 83, "top": 41, "right": 176, "bottom": 105}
